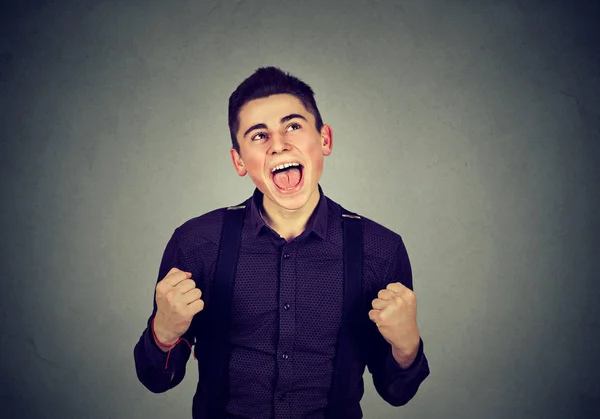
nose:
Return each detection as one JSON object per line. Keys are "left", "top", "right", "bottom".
{"left": 269, "top": 132, "right": 291, "bottom": 155}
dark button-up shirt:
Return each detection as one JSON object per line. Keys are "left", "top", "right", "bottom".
{"left": 134, "top": 186, "right": 430, "bottom": 418}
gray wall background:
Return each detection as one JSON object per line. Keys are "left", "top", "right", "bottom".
{"left": 1, "top": 0, "right": 599, "bottom": 418}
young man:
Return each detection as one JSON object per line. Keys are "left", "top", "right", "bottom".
{"left": 134, "top": 67, "right": 430, "bottom": 418}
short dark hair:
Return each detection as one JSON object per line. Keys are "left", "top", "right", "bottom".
{"left": 228, "top": 67, "right": 324, "bottom": 154}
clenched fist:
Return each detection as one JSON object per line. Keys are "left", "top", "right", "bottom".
{"left": 152, "top": 267, "right": 204, "bottom": 348}
{"left": 368, "top": 282, "right": 420, "bottom": 355}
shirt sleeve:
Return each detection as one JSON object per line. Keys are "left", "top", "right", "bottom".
{"left": 364, "top": 236, "right": 430, "bottom": 406}
{"left": 133, "top": 228, "right": 196, "bottom": 393}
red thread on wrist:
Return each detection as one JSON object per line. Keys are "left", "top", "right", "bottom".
{"left": 151, "top": 317, "right": 197, "bottom": 369}
{"left": 151, "top": 317, "right": 179, "bottom": 347}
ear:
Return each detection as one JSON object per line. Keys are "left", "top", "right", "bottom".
{"left": 230, "top": 148, "right": 247, "bottom": 176}
{"left": 320, "top": 124, "right": 333, "bottom": 157}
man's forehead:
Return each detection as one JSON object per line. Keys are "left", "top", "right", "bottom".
{"left": 239, "top": 94, "right": 311, "bottom": 124}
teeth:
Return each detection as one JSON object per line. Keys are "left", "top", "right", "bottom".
{"left": 271, "top": 162, "right": 300, "bottom": 173}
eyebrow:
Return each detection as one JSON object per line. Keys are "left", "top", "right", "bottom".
{"left": 242, "top": 113, "right": 308, "bottom": 139}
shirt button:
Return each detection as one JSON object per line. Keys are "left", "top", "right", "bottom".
{"left": 283, "top": 303, "right": 290, "bottom": 310}
{"left": 283, "top": 253, "right": 290, "bottom": 259}
{"left": 282, "top": 353, "right": 289, "bottom": 360}
{"left": 277, "top": 393, "right": 286, "bottom": 401}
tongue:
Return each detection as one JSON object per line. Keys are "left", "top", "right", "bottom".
{"left": 273, "top": 167, "right": 301, "bottom": 190}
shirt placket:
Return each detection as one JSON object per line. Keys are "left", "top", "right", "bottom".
{"left": 274, "top": 240, "right": 297, "bottom": 417}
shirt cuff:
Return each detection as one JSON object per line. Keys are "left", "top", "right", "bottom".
{"left": 144, "top": 316, "right": 180, "bottom": 371}
{"left": 387, "top": 338, "right": 425, "bottom": 382}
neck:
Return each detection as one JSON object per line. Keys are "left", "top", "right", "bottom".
{"left": 261, "top": 187, "right": 320, "bottom": 241}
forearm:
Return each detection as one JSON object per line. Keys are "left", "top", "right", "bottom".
{"left": 371, "top": 236, "right": 429, "bottom": 405}
{"left": 369, "top": 335, "right": 429, "bottom": 407}
{"left": 133, "top": 317, "right": 193, "bottom": 393}
{"left": 384, "top": 338, "right": 429, "bottom": 406}
{"left": 134, "top": 327, "right": 179, "bottom": 392}
{"left": 135, "top": 228, "right": 196, "bottom": 391}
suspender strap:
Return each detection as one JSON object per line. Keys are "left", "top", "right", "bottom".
{"left": 205, "top": 203, "right": 246, "bottom": 418}
{"left": 327, "top": 209, "right": 363, "bottom": 418}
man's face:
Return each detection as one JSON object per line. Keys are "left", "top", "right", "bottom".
{"left": 230, "top": 94, "right": 333, "bottom": 212}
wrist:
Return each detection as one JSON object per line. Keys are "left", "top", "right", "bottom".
{"left": 391, "top": 336, "right": 420, "bottom": 369}
{"left": 151, "top": 317, "right": 180, "bottom": 349}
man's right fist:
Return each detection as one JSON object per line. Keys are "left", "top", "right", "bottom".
{"left": 152, "top": 267, "right": 204, "bottom": 347}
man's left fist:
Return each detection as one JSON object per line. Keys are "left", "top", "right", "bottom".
{"left": 368, "top": 282, "right": 420, "bottom": 353}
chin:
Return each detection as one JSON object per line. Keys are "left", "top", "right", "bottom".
{"left": 274, "top": 194, "right": 311, "bottom": 210}
{"left": 266, "top": 181, "right": 318, "bottom": 211}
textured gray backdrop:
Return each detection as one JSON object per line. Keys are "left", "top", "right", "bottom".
{"left": 1, "top": 0, "right": 599, "bottom": 418}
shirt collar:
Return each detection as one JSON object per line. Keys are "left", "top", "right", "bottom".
{"left": 248, "top": 184, "right": 328, "bottom": 240}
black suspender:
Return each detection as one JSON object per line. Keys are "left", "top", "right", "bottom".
{"left": 204, "top": 202, "right": 363, "bottom": 418}
{"left": 205, "top": 203, "right": 247, "bottom": 418}
{"left": 326, "top": 209, "right": 363, "bottom": 418}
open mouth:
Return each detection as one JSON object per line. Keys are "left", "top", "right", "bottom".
{"left": 270, "top": 163, "right": 304, "bottom": 192}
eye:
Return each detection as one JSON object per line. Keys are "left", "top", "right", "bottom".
{"left": 251, "top": 132, "right": 268, "bottom": 141}
{"left": 286, "top": 122, "right": 301, "bottom": 132}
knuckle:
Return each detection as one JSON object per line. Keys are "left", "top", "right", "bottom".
{"left": 379, "top": 311, "right": 387, "bottom": 321}
{"left": 165, "top": 290, "right": 177, "bottom": 303}
{"left": 403, "top": 289, "right": 415, "bottom": 300}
